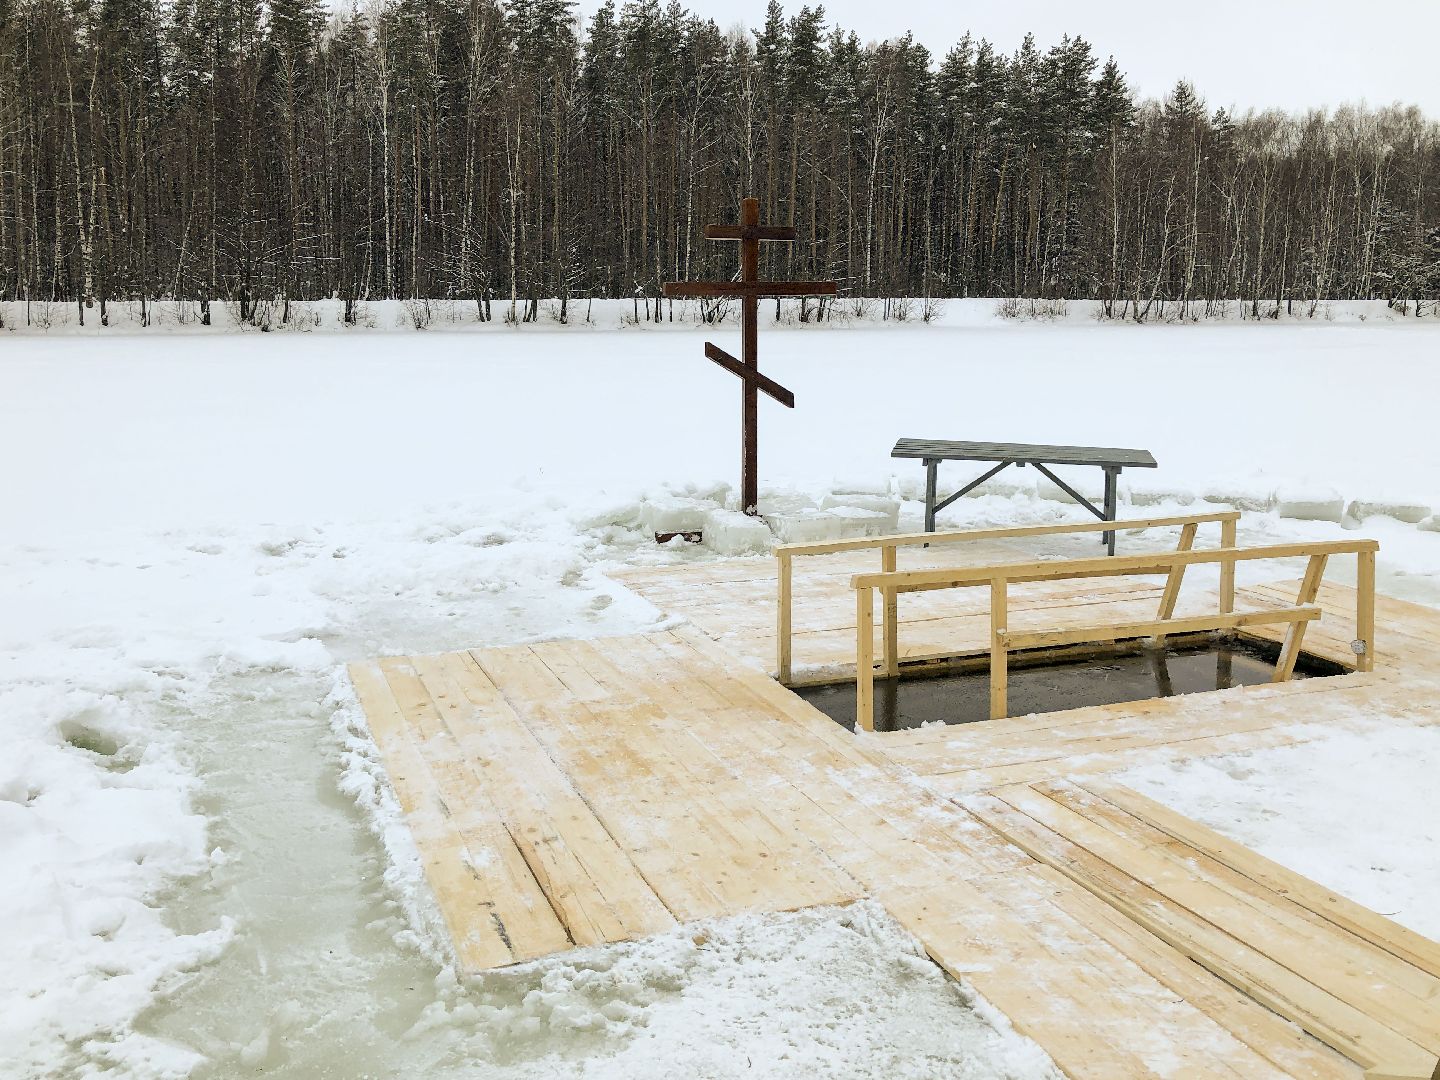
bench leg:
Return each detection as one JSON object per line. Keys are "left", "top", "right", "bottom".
{"left": 924, "top": 460, "right": 938, "bottom": 533}
{"left": 1103, "top": 467, "right": 1119, "bottom": 555}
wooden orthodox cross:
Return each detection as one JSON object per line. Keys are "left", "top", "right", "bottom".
{"left": 664, "top": 197, "right": 837, "bottom": 515}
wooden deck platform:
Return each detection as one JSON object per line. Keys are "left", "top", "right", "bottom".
{"left": 349, "top": 548, "right": 1440, "bottom": 1080}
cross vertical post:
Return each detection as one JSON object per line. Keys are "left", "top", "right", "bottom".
{"left": 663, "top": 195, "right": 836, "bottom": 516}
{"left": 740, "top": 198, "right": 760, "bottom": 516}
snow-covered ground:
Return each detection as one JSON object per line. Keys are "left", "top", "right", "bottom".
{"left": 2, "top": 321, "right": 1438, "bottom": 1078}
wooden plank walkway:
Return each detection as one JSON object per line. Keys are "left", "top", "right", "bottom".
{"left": 349, "top": 551, "right": 1440, "bottom": 1080}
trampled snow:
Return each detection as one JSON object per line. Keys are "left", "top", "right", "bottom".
{"left": 2, "top": 320, "right": 1438, "bottom": 1077}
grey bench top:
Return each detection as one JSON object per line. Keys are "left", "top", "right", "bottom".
{"left": 892, "top": 439, "right": 1157, "bottom": 469}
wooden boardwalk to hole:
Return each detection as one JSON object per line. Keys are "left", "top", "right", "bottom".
{"left": 350, "top": 553, "right": 1440, "bottom": 1080}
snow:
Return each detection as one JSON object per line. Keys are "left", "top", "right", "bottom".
{"left": 819, "top": 492, "right": 902, "bottom": 529}
{"left": 1, "top": 296, "right": 1434, "bottom": 338}
{"left": 639, "top": 495, "right": 711, "bottom": 535}
{"left": 1347, "top": 497, "right": 1431, "bottom": 525}
{"left": 1120, "top": 727, "right": 1440, "bottom": 940}
{"left": 703, "top": 508, "right": 773, "bottom": 555}
{"left": 1273, "top": 484, "right": 1346, "bottom": 522}
{"left": 3, "top": 319, "right": 1439, "bottom": 1077}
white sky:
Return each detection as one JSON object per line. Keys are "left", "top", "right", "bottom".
{"left": 574, "top": 0, "right": 1440, "bottom": 115}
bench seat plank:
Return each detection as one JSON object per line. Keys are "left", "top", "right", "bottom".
{"left": 893, "top": 438, "right": 1157, "bottom": 469}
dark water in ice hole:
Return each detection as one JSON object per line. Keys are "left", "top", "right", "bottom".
{"left": 796, "top": 637, "right": 1344, "bottom": 733}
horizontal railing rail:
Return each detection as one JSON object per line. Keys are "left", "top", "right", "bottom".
{"left": 850, "top": 540, "right": 1378, "bottom": 592}
{"left": 775, "top": 510, "right": 1241, "bottom": 685}
{"left": 847, "top": 538, "right": 1378, "bottom": 731}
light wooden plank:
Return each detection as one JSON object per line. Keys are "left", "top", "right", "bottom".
{"left": 990, "top": 577, "right": 1008, "bottom": 720}
{"left": 1220, "top": 517, "right": 1238, "bottom": 614}
{"left": 565, "top": 634, "right": 863, "bottom": 912}
{"left": 1153, "top": 520, "right": 1199, "bottom": 638}
{"left": 1036, "top": 781, "right": 1440, "bottom": 1027}
{"left": 1358, "top": 549, "right": 1377, "bottom": 673}
{"left": 415, "top": 650, "right": 677, "bottom": 947}
{"left": 471, "top": 644, "right": 736, "bottom": 922}
{"left": 856, "top": 585, "right": 874, "bottom": 731}
{"left": 653, "top": 635, "right": 1289, "bottom": 1077}
{"left": 852, "top": 540, "right": 1380, "bottom": 593}
{"left": 776, "top": 548, "right": 793, "bottom": 684}
{"left": 1086, "top": 781, "right": 1440, "bottom": 982}
{"left": 984, "top": 784, "right": 1440, "bottom": 1069}
{"left": 1029, "top": 863, "right": 1360, "bottom": 1080}
{"left": 349, "top": 660, "right": 571, "bottom": 968}
{"left": 1001, "top": 605, "right": 1319, "bottom": 651}
{"left": 881, "top": 544, "right": 899, "bottom": 678}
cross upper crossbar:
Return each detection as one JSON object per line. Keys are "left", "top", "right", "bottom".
{"left": 704, "top": 223, "right": 797, "bottom": 242}
{"left": 665, "top": 280, "right": 839, "bottom": 299}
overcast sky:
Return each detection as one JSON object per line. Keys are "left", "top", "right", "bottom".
{"left": 574, "top": 0, "right": 1440, "bottom": 115}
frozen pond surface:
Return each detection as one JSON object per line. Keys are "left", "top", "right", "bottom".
{"left": 3, "top": 322, "right": 1438, "bottom": 1077}
{"left": 4, "top": 321, "right": 1440, "bottom": 542}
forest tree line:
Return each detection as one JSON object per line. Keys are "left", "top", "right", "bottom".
{"left": 1, "top": 0, "right": 1438, "bottom": 322}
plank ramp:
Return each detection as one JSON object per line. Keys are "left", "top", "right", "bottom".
{"left": 968, "top": 779, "right": 1440, "bottom": 1078}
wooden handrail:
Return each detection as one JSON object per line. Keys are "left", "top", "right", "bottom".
{"left": 999, "top": 607, "right": 1321, "bottom": 651}
{"left": 776, "top": 510, "right": 1240, "bottom": 558}
{"left": 849, "top": 538, "right": 1379, "bottom": 732}
{"left": 850, "top": 540, "right": 1380, "bottom": 592}
{"left": 775, "top": 510, "right": 1240, "bottom": 685}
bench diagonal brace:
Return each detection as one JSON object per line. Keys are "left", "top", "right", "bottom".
{"left": 1032, "top": 463, "right": 1106, "bottom": 521}
{"left": 933, "top": 460, "right": 1015, "bottom": 515}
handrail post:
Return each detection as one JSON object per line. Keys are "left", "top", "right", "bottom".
{"left": 1220, "top": 516, "right": 1237, "bottom": 614}
{"left": 1274, "top": 552, "right": 1331, "bottom": 681}
{"left": 1296, "top": 553, "right": 1329, "bottom": 606}
{"left": 777, "top": 549, "right": 793, "bottom": 684}
{"left": 990, "top": 577, "right": 1009, "bottom": 721}
{"left": 882, "top": 544, "right": 899, "bottom": 677}
{"left": 1356, "top": 549, "right": 1376, "bottom": 673}
{"left": 856, "top": 585, "right": 875, "bottom": 731}
{"left": 1154, "top": 522, "right": 1199, "bottom": 645}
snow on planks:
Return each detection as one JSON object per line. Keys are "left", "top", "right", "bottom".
{"left": 350, "top": 563, "right": 1440, "bottom": 1079}
{"left": 968, "top": 780, "right": 1440, "bottom": 1078}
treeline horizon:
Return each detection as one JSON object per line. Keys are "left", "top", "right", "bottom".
{"left": 1, "top": 0, "right": 1437, "bottom": 323}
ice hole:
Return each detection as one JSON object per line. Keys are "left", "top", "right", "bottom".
{"left": 795, "top": 635, "right": 1347, "bottom": 733}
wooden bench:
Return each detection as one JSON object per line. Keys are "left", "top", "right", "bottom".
{"left": 892, "top": 439, "right": 1158, "bottom": 555}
